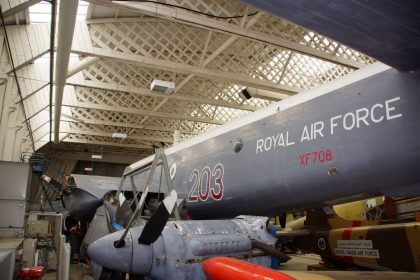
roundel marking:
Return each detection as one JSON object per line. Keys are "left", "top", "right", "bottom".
{"left": 317, "top": 237, "right": 327, "bottom": 251}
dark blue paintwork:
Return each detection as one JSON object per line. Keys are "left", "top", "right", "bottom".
{"left": 240, "top": 0, "right": 420, "bottom": 72}
{"left": 151, "top": 67, "right": 420, "bottom": 219}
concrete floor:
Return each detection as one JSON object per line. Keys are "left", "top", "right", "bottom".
{"left": 69, "top": 264, "right": 93, "bottom": 280}
{"left": 43, "top": 264, "right": 92, "bottom": 280}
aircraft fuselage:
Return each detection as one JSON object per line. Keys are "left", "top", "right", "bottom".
{"left": 125, "top": 63, "right": 420, "bottom": 219}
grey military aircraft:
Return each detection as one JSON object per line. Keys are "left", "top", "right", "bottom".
{"left": 85, "top": 0, "right": 420, "bottom": 278}
{"left": 111, "top": 61, "right": 419, "bottom": 220}
{"left": 86, "top": 61, "right": 420, "bottom": 278}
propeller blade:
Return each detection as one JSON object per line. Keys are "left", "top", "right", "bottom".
{"left": 138, "top": 190, "right": 177, "bottom": 245}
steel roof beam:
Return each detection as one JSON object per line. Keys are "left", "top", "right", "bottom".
{"left": 53, "top": 0, "right": 79, "bottom": 143}
{"left": 67, "top": 56, "right": 101, "bottom": 78}
{"left": 61, "top": 128, "right": 174, "bottom": 143}
{"left": 45, "top": 151, "right": 146, "bottom": 165}
{"left": 111, "top": 1, "right": 364, "bottom": 69}
{"left": 138, "top": 11, "right": 263, "bottom": 126}
{"left": 60, "top": 118, "right": 200, "bottom": 135}
{"left": 61, "top": 101, "right": 225, "bottom": 125}
{"left": 64, "top": 137, "right": 155, "bottom": 150}
{"left": 73, "top": 47, "right": 300, "bottom": 95}
{"left": 67, "top": 79, "right": 259, "bottom": 111}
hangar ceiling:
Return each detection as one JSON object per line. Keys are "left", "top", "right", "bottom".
{"left": 1, "top": 0, "right": 375, "bottom": 164}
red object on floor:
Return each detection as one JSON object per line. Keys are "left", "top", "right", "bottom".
{"left": 18, "top": 266, "right": 45, "bottom": 279}
{"left": 202, "top": 257, "right": 296, "bottom": 280}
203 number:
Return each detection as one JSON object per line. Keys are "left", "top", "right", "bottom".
{"left": 187, "top": 163, "right": 224, "bottom": 202}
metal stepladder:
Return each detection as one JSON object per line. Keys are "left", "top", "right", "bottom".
{"left": 114, "top": 148, "right": 180, "bottom": 247}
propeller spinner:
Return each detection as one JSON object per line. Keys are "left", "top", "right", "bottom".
{"left": 87, "top": 190, "right": 178, "bottom": 276}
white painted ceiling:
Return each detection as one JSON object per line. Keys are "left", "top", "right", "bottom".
{"left": 1, "top": 0, "right": 374, "bottom": 164}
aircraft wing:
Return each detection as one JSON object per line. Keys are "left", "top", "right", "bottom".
{"left": 62, "top": 174, "right": 133, "bottom": 220}
{"left": 70, "top": 174, "right": 132, "bottom": 199}
{"left": 241, "top": 0, "right": 420, "bottom": 72}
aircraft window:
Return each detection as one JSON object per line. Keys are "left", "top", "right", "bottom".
{"left": 131, "top": 165, "right": 168, "bottom": 195}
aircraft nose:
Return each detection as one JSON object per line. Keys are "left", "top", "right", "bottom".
{"left": 87, "top": 230, "right": 133, "bottom": 272}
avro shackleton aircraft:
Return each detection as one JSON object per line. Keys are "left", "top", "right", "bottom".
{"left": 116, "top": 61, "right": 420, "bottom": 220}
{"left": 85, "top": 0, "right": 420, "bottom": 278}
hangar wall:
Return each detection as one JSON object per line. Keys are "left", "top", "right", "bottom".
{"left": 0, "top": 75, "right": 33, "bottom": 161}
{"left": 0, "top": 23, "right": 52, "bottom": 161}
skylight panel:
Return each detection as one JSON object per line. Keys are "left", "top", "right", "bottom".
{"left": 29, "top": 1, "right": 89, "bottom": 23}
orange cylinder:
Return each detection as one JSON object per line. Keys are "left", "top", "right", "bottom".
{"left": 202, "top": 257, "right": 296, "bottom": 280}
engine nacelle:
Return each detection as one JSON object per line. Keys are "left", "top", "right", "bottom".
{"left": 88, "top": 216, "right": 276, "bottom": 279}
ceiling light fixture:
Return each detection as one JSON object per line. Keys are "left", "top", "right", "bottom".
{"left": 112, "top": 132, "right": 127, "bottom": 139}
{"left": 150, "top": 79, "right": 175, "bottom": 95}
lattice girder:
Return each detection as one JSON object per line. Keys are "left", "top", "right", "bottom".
{"left": 250, "top": 13, "right": 375, "bottom": 66}
{"left": 84, "top": 15, "right": 360, "bottom": 96}
{"left": 72, "top": 86, "right": 226, "bottom": 125}
{"left": 59, "top": 141, "right": 151, "bottom": 155}
{"left": 75, "top": 86, "right": 156, "bottom": 111}
{"left": 83, "top": 59, "right": 188, "bottom": 89}
{"left": 78, "top": 58, "right": 264, "bottom": 126}
{"left": 206, "top": 37, "right": 354, "bottom": 90}
{"left": 281, "top": 53, "right": 352, "bottom": 89}
{"left": 68, "top": 107, "right": 146, "bottom": 126}
{"left": 180, "top": 77, "right": 272, "bottom": 107}
{"left": 65, "top": 133, "right": 161, "bottom": 149}
{"left": 66, "top": 121, "right": 187, "bottom": 144}
{"left": 107, "top": 0, "right": 370, "bottom": 69}
{"left": 82, "top": 59, "right": 262, "bottom": 108}
{"left": 89, "top": 20, "right": 214, "bottom": 66}
{"left": 145, "top": 117, "right": 217, "bottom": 135}
{"left": 65, "top": 107, "right": 216, "bottom": 135}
